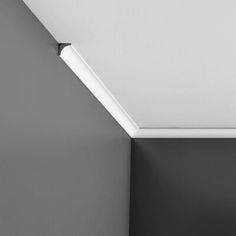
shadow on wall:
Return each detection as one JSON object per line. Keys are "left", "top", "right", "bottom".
{"left": 130, "top": 139, "right": 236, "bottom": 236}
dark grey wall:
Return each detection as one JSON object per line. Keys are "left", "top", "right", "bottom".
{"left": 130, "top": 139, "right": 236, "bottom": 236}
{"left": 0, "top": 1, "right": 130, "bottom": 236}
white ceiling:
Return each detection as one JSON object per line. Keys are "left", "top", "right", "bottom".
{"left": 23, "top": 0, "right": 236, "bottom": 129}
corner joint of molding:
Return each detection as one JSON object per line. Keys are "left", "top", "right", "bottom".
{"left": 58, "top": 43, "right": 71, "bottom": 56}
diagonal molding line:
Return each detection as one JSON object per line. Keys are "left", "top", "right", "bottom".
{"left": 58, "top": 43, "right": 139, "bottom": 137}
{"left": 59, "top": 44, "right": 236, "bottom": 138}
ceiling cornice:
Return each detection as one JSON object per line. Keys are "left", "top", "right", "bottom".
{"left": 59, "top": 44, "right": 236, "bottom": 138}
{"left": 133, "top": 128, "right": 236, "bottom": 138}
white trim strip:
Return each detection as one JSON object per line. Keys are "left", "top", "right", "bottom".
{"left": 133, "top": 129, "right": 236, "bottom": 138}
{"left": 59, "top": 45, "right": 138, "bottom": 137}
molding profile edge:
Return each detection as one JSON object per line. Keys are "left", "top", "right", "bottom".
{"left": 58, "top": 43, "right": 71, "bottom": 56}
{"left": 133, "top": 128, "right": 236, "bottom": 138}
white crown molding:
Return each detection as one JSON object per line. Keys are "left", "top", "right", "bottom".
{"left": 60, "top": 44, "right": 236, "bottom": 138}
{"left": 59, "top": 44, "right": 138, "bottom": 137}
{"left": 133, "top": 128, "right": 236, "bottom": 138}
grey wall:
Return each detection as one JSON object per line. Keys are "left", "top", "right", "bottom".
{"left": 0, "top": 1, "right": 130, "bottom": 236}
{"left": 130, "top": 139, "right": 236, "bottom": 236}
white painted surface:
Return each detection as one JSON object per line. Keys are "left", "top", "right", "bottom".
{"left": 60, "top": 45, "right": 138, "bottom": 136}
{"left": 23, "top": 0, "right": 236, "bottom": 129}
{"left": 134, "top": 129, "right": 236, "bottom": 138}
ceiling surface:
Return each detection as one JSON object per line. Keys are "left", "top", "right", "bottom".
{"left": 23, "top": 0, "right": 236, "bottom": 128}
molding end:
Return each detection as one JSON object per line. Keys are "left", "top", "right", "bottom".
{"left": 58, "top": 43, "right": 71, "bottom": 56}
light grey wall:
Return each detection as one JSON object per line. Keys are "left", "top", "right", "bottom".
{"left": 130, "top": 139, "right": 236, "bottom": 236}
{"left": 0, "top": 1, "right": 130, "bottom": 236}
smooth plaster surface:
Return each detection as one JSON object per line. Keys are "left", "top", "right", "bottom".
{"left": 130, "top": 139, "right": 236, "bottom": 236}
{"left": 23, "top": 0, "right": 236, "bottom": 128}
